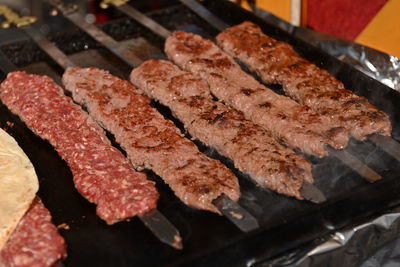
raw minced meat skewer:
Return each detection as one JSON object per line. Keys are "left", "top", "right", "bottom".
{"left": 130, "top": 59, "right": 313, "bottom": 199}
{"left": 165, "top": 31, "right": 349, "bottom": 158}
{"left": 216, "top": 21, "right": 391, "bottom": 140}
{"left": 0, "top": 197, "right": 67, "bottom": 267}
{"left": 62, "top": 67, "right": 240, "bottom": 214}
{"left": 0, "top": 126, "right": 66, "bottom": 266}
{"left": 0, "top": 71, "right": 159, "bottom": 225}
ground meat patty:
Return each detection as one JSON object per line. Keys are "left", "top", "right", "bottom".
{"left": 0, "top": 197, "right": 66, "bottom": 267}
{"left": 62, "top": 67, "right": 240, "bottom": 214}
{"left": 0, "top": 72, "right": 159, "bottom": 224}
{"left": 165, "top": 31, "right": 349, "bottom": 158}
{"left": 130, "top": 59, "right": 313, "bottom": 199}
{"left": 216, "top": 21, "right": 392, "bottom": 140}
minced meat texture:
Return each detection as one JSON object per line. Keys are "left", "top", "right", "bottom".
{"left": 62, "top": 67, "right": 240, "bottom": 214}
{"left": 0, "top": 72, "right": 159, "bottom": 225}
{"left": 131, "top": 59, "right": 313, "bottom": 199}
{"left": 216, "top": 21, "right": 391, "bottom": 140}
{"left": 165, "top": 31, "right": 349, "bottom": 158}
{"left": 0, "top": 197, "right": 67, "bottom": 267}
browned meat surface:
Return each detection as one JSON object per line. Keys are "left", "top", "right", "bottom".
{"left": 131, "top": 59, "right": 314, "bottom": 199}
{"left": 165, "top": 31, "right": 349, "bottom": 158}
{"left": 62, "top": 67, "right": 240, "bottom": 214}
{"left": 216, "top": 21, "right": 391, "bottom": 140}
{"left": 0, "top": 72, "right": 159, "bottom": 225}
{"left": 0, "top": 197, "right": 67, "bottom": 267}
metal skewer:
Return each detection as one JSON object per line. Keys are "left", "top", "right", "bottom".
{"left": 177, "top": 0, "right": 394, "bottom": 184}
{"left": 44, "top": 0, "right": 259, "bottom": 232}
{"left": 100, "top": 0, "right": 171, "bottom": 39}
{"left": 23, "top": 26, "right": 76, "bottom": 69}
{"left": 2, "top": 2, "right": 259, "bottom": 233}
{"left": 213, "top": 194, "right": 259, "bottom": 232}
{"left": 369, "top": 134, "right": 400, "bottom": 163}
{"left": 0, "top": 8, "right": 183, "bottom": 250}
{"left": 181, "top": 0, "right": 229, "bottom": 31}
{"left": 101, "top": 0, "right": 171, "bottom": 39}
{"left": 325, "top": 147, "right": 382, "bottom": 182}
{"left": 100, "top": 0, "right": 326, "bottom": 204}
{"left": 300, "top": 181, "right": 326, "bottom": 203}
{"left": 43, "top": 0, "right": 143, "bottom": 68}
{"left": 139, "top": 209, "right": 183, "bottom": 250}
{"left": 0, "top": 48, "right": 183, "bottom": 250}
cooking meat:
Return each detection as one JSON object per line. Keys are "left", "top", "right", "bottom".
{"left": 216, "top": 21, "right": 391, "bottom": 140}
{"left": 165, "top": 31, "right": 349, "bottom": 158}
{"left": 0, "top": 197, "right": 67, "bottom": 267}
{"left": 62, "top": 67, "right": 240, "bottom": 214}
{"left": 0, "top": 72, "right": 159, "bottom": 225}
{"left": 130, "top": 59, "right": 313, "bottom": 199}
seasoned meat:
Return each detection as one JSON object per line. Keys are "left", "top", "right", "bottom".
{"left": 0, "top": 197, "right": 67, "bottom": 267}
{"left": 131, "top": 59, "right": 313, "bottom": 199}
{"left": 216, "top": 21, "right": 391, "bottom": 140}
{"left": 0, "top": 72, "right": 159, "bottom": 225}
{"left": 165, "top": 31, "right": 349, "bottom": 158}
{"left": 62, "top": 67, "right": 240, "bottom": 214}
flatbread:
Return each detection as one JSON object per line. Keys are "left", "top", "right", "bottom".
{"left": 0, "top": 128, "right": 38, "bottom": 250}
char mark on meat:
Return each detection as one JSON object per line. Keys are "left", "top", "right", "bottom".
{"left": 131, "top": 59, "right": 314, "bottom": 199}
{"left": 216, "top": 21, "right": 391, "bottom": 139}
{"left": 0, "top": 72, "right": 159, "bottom": 225}
{"left": 165, "top": 31, "right": 350, "bottom": 158}
{"left": 62, "top": 67, "right": 240, "bottom": 214}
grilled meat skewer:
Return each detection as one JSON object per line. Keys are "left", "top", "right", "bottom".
{"left": 0, "top": 72, "right": 159, "bottom": 225}
{"left": 62, "top": 67, "right": 240, "bottom": 214}
{"left": 130, "top": 59, "right": 313, "bottom": 199}
{"left": 165, "top": 31, "right": 349, "bottom": 158}
{"left": 216, "top": 21, "right": 391, "bottom": 140}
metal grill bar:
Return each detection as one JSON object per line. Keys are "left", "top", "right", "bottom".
{"left": 115, "top": 4, "right": 171, "bottom": 39}
{"left": 181, "top": 0, "right": 229, "bottom": 31}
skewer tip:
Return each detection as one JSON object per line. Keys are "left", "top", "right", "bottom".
{"left": 213, "top": 194, "right": 259, "bottom": 232}
{"left": 139, "top": 209, "right": 183, "bottom": 250}
{"left": 300, "top": 181, "right": 326, "bottom": 204}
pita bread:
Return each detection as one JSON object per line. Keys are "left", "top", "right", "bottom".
{"left": 0, "top": 128, "right": 38, "bottom": 250}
